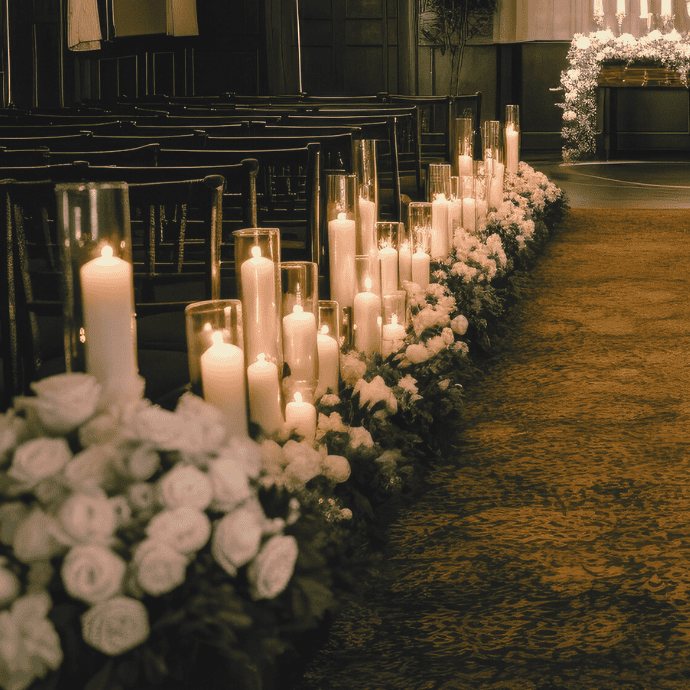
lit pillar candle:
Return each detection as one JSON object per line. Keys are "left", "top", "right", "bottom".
{"left": 398, "top": 241, "right": 412, "bottom": 283}
{"left": 661, "top": 0, "right": 671, "bottom": 13}
{"left": 477, "top": 198, "right": 488, "bottom": 223}
{"left": 241, "top": 246, "right": 279, "bottom": 365}
{"left": 285, "top": 392, "right": 317, "bottom": 446}
{"left": 381, "top": 314, "right": 407, "bottom": 358}
{"left": 282, "top": 304, "right": 318, "bottom": 383}
{"left": 247, "top": 353, "right": 283, "bottom": 436}
{"left": 430, "top": 194, "right": 449, "bottom": 260}
{"left": 506, "top": 124, "right": 519, "bottom": 174}
{"left": 200, "top": 331, "right": 247, "bottom": 438}
{"left": 458, "top": 154, "right": 473, "bottom": 177}
{"left": 79, "top": 245, "right": 138, "bottom": 405}
{"left": 448, "top": 198, "right": 462, "bottom": 245}
{"left": 353, "top": 277, "right": 381, "bottom": 356}
{"left": 640, "top": 0, "right": 648, "bottom": 16}
{"left": 617, "top": 0, "right": 625, "bottom": 13}
{"left": 379, "top": 246, "right": 399, "bottom": 295}
{"left": 315, "top": 325, "right": 340, "bottom": 398}
{"left": 328, "top": 212, "right": 356, "bottom": 311}
{"left": 411, "top": 249, "right": 430, "bottom": 289}
{"left": 489, "top": 162, "right": 504, "bottom": 208}
{"left": 462, "top": 197, "right": 476, "bottom": 232}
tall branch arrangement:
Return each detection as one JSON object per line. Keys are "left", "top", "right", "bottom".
{"left": 420, "top": 0, "right": 497, "bottom": 95}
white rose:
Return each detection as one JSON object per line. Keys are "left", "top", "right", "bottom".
{"left": 12, "top": 508, "right": 67, "bottom": 563}
{"left": 8, "top": 437, "right": 72, "bottom": 487}
{"left": 425, "top": 335, "right": 447, "bottom": 356}
{"left": 78, "top": 410, "right": 121, "bottom": 448}
{"left": 127, "top": 482, "right": 157, "bottom": 512}
{"left": 157, "top": 465, "right": 213, "bottom": 511}
{"left": 61, "top": 544, "right": 126, "bottom": 604}
{"left": 81, "top": 596, "right": 150, "bottom": 656}
{"left": 133, "top": 539, "right": 189, "bottom": 596}
{"left": 0, "top": 568, "right": 20, "bottom": 606}
{"left": 260, "top": 439, "right": 287, "bottom": 476}
{"left": 14, "top": 373, "right": 101, "bottom": 435}
{"left": 451, "top": 314, "right": 469, "bottom": 335}
{"left": 405, "top": 343, "right": 429, "bottom": 364}
{"left": 211, "top": 505, "right": 264, "bottom": 576}
{"left": 115, "top": 442, "right": 160, "bottom": 481}
{"left": 174, "top": 393, "right": 227, "bottom": 452}
{"left": 145, "top": 507, "right": 211, "bottom": 554}
{"left": 57, "top": 491, "right": 117, "bottom": 544}
{"left": 63, "top": 444, "right": 120, "bottom": 491}
{"left": 320, "top": 455, "right": 351, "bottom": 483}
{"left": 110, "top": 496, "right": 132, "bottom": 527}
{"left": 225, "top": 436, "right": 262, "bottom": 479}
{"left": 207, "top": 454, "right": 253, "bottom": 512}
{"left": 0, "top": 411, "right": 28, "bottom": 464}
{"left": 247, "top": 535, "right": 298, "bottom": 600}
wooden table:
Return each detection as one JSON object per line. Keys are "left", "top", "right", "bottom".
{"left": 598, "top": 64, "right": 687, "bottom": 160}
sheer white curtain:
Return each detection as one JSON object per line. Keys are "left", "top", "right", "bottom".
{"left": 495, "top": 0, "right": 690, "bottom": 42}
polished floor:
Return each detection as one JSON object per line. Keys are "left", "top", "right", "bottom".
{"left": 525, "top": 153, "right": 690, "bottom": 209}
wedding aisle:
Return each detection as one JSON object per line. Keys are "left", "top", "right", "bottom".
{"left": 293, "top": 207, "right": 690, "bottom": 690}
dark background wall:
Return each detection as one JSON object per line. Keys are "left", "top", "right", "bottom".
{"left": 0, "top": 0, "right": 686, "bottom": 156}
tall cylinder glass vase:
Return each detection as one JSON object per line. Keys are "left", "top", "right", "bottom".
{"left": 315, "top": 300, "right": 341, "bottom": 399}
{"left": 453, "top": 117, "right": 474, "bottom": 178}
{"left": 505, "top": 105, "right": 521, "bottom": 174}
{"left": 483, "top": 120, "right": 504, "bottom": 210}
{"left": 280, "top": 261, "right": 319, "bottom": 404}
{"left": 397, "top": 222, "right": 413, "bottom": 286}
{"left": 185, "top": 299, "right": 247, "bottom": 439}
{"left": 353, "top": 255, "right": 381, "bottom": 357}
{"left": 375, "top": 222, "right": 402, "bottom": 297}
{"left": 427, "top": 163, "right": 452, "bottom": 261}
{"left": 55, "top": 181, "right": 141, "bottom": 409}
{"left": 232, "top": 228, "right": 283, "bottom": 373}
{"left": 326, "top": 173, "right": 358, "bottom": 344}
{"left": 407, "top": 202, "right": 432, "bottom": 289}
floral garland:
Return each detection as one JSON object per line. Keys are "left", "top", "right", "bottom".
{"left": 0, "top": 162, "right": 568, "bottom": 690}
{"left": 555, "top": 29, "right": 690, "bottom": 161}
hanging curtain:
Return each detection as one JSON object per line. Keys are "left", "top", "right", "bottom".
{"left": 167, "top": 0, "right": 199, "bottom": 36}
{"left": 495, "top": 0, "right": 690, "bottom": 42}
{"left": 67, "top": 0, "right": 102, "bottom": 51}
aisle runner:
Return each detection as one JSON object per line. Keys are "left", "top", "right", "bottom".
{"left": 295, "top": 209, "right": 690, "bottom": 690}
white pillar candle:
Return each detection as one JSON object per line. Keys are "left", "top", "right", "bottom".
{"left": 430, "top": 194, "right": 449, "bottom": 261}
{"left": 282, "top": 304, "right": 318, "bottom": 383}
{"left": 315, "top": 325, "right": 340, "bottom": 398}
{"left": 285, "top": 392, "right": 317, "bottom": 446}
{"left": 247, "top": 353, "right": 283, "bottom": 436}
{"left": 358, "top": 197, "right": 377, "bottom": 255}
{"left": 381, "top": 314, "right": 407, "bottom": 358}
{"left": 448, "top": 198, "right": 462, "bottom": 245}
{"left": 661, "top": 0, "right": 671, "bottom": 12}
{"left": 477, "top": 198, "right": 488, "bottom": 223}
{"left": 506, "top": 125, "right": 519, "bottom": 174}
{"left": 617, "top": 0, "right": 625, "bottom": 13}
{"left": 462, "top": 197, "right": 476, "bottom": 232}
{"left": 79, "top": 245, "right": 138, "bottom": 405}
{"left": 594, "top": 0, "right": 603, "bottom": 13}
{"left": 379, "top": 246, "right": 399, "bottom": 295}
{"left": 200, "top": 331, "right": 247, "bottom": 438}
{"left": 328, "top": 212, "right": 356, "bottom": 311}
{"left": 458, "top": 154, "right": 473, "bottom": 177}
{"left": 398, "top": 241, "right": 412, "bottom": 283}
{"left": 640, "top": 0, "right": 648, "bottom": 16}
{"left": 241, "top": 246, "right": 279, "bottom": 366}
{"left": 353, "top": 278, "right": 381, "bottom": 356}
{"left": 411, "top": 250, "right": 430, "bottom": 289}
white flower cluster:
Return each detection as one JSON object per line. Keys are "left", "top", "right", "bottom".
{"left": 451, "top": 228, "right": 506, "bottom": 282}
{"left": 0, "top": 374, "right": 304, "bottom": 679}
{"left": 558, "top": 29, "right": 690, "bottom": 160}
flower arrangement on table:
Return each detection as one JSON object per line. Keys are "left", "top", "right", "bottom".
{"left": 555, "top": 28, "right": 690, "bottom": 161}
{"left": 0, "top": 162, "right": 567, "bottom": 690}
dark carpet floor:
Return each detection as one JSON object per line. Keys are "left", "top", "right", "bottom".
{"left": 293, "top": 208, "right": 690, "bottom": 690}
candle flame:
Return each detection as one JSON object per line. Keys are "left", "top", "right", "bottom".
{"left": 256, "top": 353, "right": 266, "bottom": 363}
{"left": 211, "top": 331, "right": 223, "bottom": 346}
{"left": 293, "top": 304, "right": 304, "bottom": 314}
{"left": 364, "top": 277, "right": 372, "bottom": 291}
{"left": 391, "top": 314, "right": 398, "bottom": 326}
{"left": 321, "top": 324, "right": 330, "bottom": 335}
{"left": 101, "top": 245, "right": 114, "bottom": 259}
{"left": 337, "top": 212, "right": 346, "bottom": 220}
{"left": 251, "top": 245, "right": 262, "bottom": 258}
{"left": 293, "top": 392, "right": 303, "bottom": 404}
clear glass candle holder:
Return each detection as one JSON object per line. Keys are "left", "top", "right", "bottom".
{"left": 55, "top": 181, "right": 140, "bottom": 407}
{"left": 448, "top": 176, "right": 463, "bottom": 243}
{"left": 428, "top": 163, "right": 452, "bottom": 261}
{"left": 408, "top": 202, "right": 432, "bottom": 289}
{"left": 326, "top": 173, "right": 358, "bottom": 316}
{"left": 280, "top": 261, "right": 319, "bottom": 404}
{"left": 381, "top": 291, "right": 408, "bottom": 358}
{"left": 505, "top": 105, "right": 520, "bottom": 174}
{"left": 397, "top": 222, "right": 413, "bottom": 285}
{"left": 315, "top": 300, "right": 341, "bottom": 398}
{"left": 356, "top": 139, "right": 378, "bottom": 256}
{"left": 484, "top": 120, "right": 504, "bottom": 210}
{"left": 233, "top": 228, "right": 282, "bottom": 371}
{"left": 353, "top": 255, "right": 381, "bottom": 356}
{"left": 474, "top": 160, "right": 489, "bottom": 227}
{"left": 454, "top": 117, "right": 474, "bottom": 178}
{"left": 185, "top": 299, "right": 247, "bottom": 439}
{"left": 376, "top": 222, "right": 401, "bottom": 296}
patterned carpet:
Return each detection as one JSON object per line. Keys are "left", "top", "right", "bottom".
{"left": 292, "top": 208, "right": 690, "bottom": 690}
